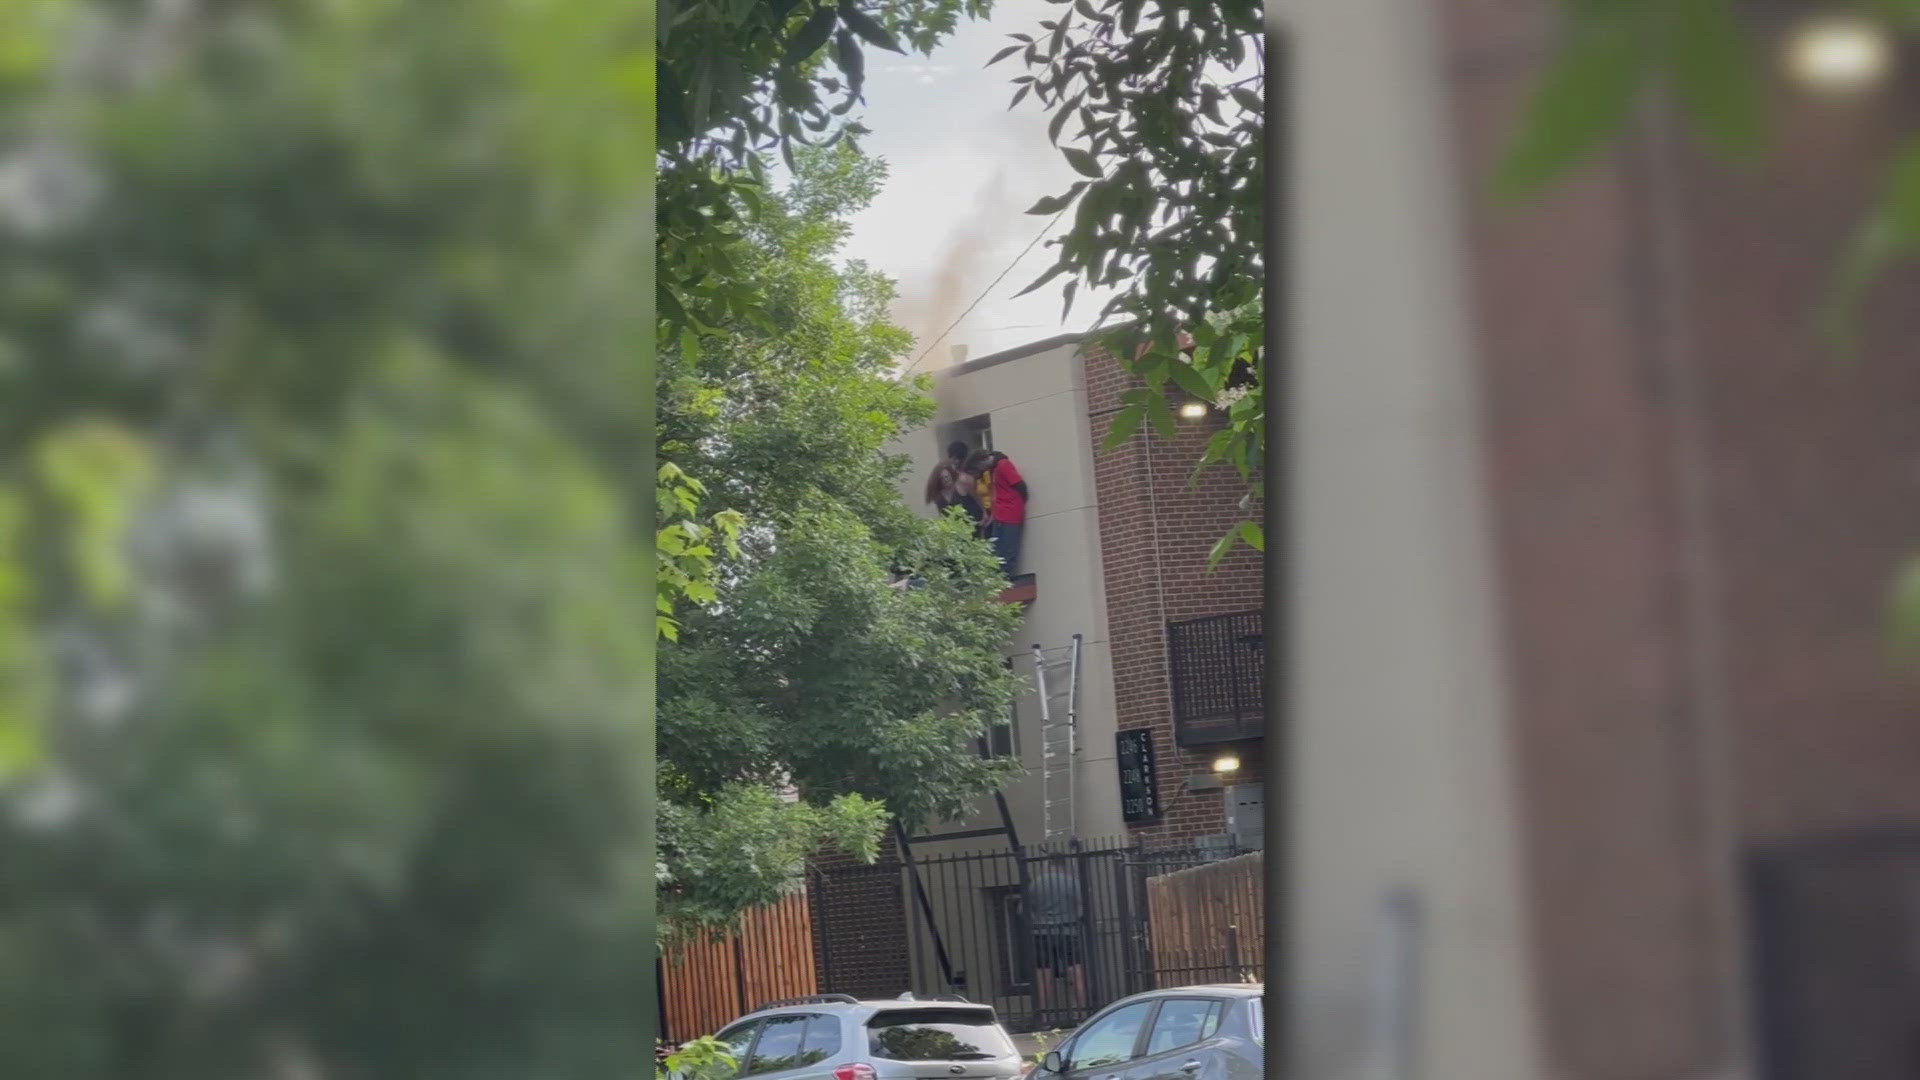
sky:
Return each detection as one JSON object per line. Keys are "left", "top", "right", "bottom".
{"left": 836, "top": 0, "right": 1121, "bottom": 375}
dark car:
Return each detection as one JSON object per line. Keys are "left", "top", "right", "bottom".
{"left": 1030, "top": 985, "right": 1263, "bottom": 1080}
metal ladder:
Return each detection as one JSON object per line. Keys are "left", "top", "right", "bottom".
{"left": 1032, "top": 634, "right": 1083, "bottom": 844}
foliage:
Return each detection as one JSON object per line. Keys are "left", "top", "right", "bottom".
{"left": 653, "top": 0, "right": 995, "bottom": 628}
{"left": 658, "top": 1035, "right": 738, "bottom": 1080}
{"left": 655, "top": 0, "right": 992, "bottom": 348}
{"left": 0, "top": 0, "right": 658, "bottom": 1075}
{"left": 994, "top": 0, "right": 1265, "bottom": 559}
{"left": 654, "top": 145, "right": 1024, "bottom": 940}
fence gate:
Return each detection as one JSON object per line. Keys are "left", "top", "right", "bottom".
{"left": 812, "top": 840, "right": 1245, "bottom": 1034}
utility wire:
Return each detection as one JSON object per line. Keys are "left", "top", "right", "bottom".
{"left": 899, "top": 208, "right": 1069, "bottom": 378}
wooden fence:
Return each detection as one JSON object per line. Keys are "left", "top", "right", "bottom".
{"left": 659, "top": 889, "right": 818, "bottom": 1044}
{"left": 1143, "top": 850, "right": 1264, "bottom": 986}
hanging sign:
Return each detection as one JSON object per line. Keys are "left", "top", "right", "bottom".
{"left": 1116, "top": 730, "right": 1161, "bottom": 823}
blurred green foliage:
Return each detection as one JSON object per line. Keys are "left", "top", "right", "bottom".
{"left": 0, "top": 0, "right": 659, "bottom": 1074}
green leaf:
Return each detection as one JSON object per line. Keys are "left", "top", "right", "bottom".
{"left": 1230, "top": 86, "right": 1262, "bottom": 115}
{"left": 1013, "top": 262, "right": 1070, "bottom": 297}
{"left": 1145, "top": 389, "right": 1175, "bottom": 438}
{"left": 782, "top": 5, "right": 839, "bottom": 66}
{"left": 1062, "top": 146, "right": 1102, "bottom": 178}
{"left": 1666, "top": 0, "right": 1764, "bottom": 159}
{"left": 1493, "top": 14, "right": 1646, "bottom": 197}
{"left": 987, "top": 44, "right": 1022, "bottom": 66}
{"left": 1891, "top": 553, "right": 1920, "bottom": 659}
{"left": 839, "top": 4, "right": 906, "bottom": 53}
{"left": 1048, "top": 101, "right": 1073, "bottom": 144}
{"left": 1206, "top": 527, "right": 1238, "bottom": 570}
{"left": 1237, "top": 519, "right": 1264, "bottom": 551}
{"left": 1025, "top": 184, "right": 1085, "bottom": 214}
{"left": 1820, "top": 141, "right": 1920, "bottom": 352}
{"left": 1168, "top": 359, "right": 1214, "bottom": 401}
{"left": 1101, "top": 403, "right": 1146, "bottom": 450}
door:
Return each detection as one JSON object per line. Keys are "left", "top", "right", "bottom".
{"left": 1125, "top": 998, "right": 1230, "bottom": 1080}
{"left": 1060, "top": 1001, "right": 1155, "bottom": 1080}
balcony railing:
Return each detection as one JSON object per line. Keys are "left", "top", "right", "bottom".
{"left": 1167, "top": 610, "right": 1265, "bottom": 746}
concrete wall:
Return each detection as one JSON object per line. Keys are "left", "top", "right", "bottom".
{"left": 893, "top": 338, "right": 1129, "bottom": 852}
{"left": 1277, "top": 0, "right": 1543, "bottom": 1078}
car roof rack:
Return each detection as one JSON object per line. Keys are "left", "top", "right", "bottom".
{"left": 893, "top": 992, "right": 973, "bottom": 1003}
{"left": 752, "top": 994, "right": 859, "bottom": 1012}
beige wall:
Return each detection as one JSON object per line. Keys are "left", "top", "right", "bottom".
{"left": 891, "top": 340, "right": 1127, "bottom": 854}
{"left": 1277, "top": 0, "right": 1543, "bottom": 1078}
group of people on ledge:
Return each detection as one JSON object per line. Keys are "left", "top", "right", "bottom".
{"left": 924, "top": 441, "right": 1027, "bottom": 579}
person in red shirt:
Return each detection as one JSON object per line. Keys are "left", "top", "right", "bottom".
{"left": 966, "top": 448, "right": 1028, "bottom": 577}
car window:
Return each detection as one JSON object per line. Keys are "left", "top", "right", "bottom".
{"left": 799, "top": 1014, "right": 842, "bottom": 1066}
{"left": 1249, "top": 998, "right": 1263, "bottom": 1046}
{"left": 714, "top": 1021, "right": 761, "bottom": 1079}
{"left": 1144, "top": 999, "right": 1225, "bottom": 1056}
{"left": 1066, "top": 1002, "right": 1153, "bottom": 1071}
{"left": 867, "top": 1008, "right": 1015, "bottom": 1062}
{"left": 747, "top": 1015, "right": 812, "bottom": 1075}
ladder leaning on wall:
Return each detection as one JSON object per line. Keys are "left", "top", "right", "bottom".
{"left": 1032, "top": 634, "right": 1082, "bottom": 845}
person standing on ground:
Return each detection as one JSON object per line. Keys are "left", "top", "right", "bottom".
{"left": 966, "top": 448, "right": 1027, "bottom": 577}
{"left": 1024, "top": 860, "right": 1085, "bottom": 1021}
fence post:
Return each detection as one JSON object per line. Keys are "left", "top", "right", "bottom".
{"left": 1225, "top": 923, "right": 1242, "bottom": 981}
{"left": 732, "top": 933, "right": 749, "bottom": 1017}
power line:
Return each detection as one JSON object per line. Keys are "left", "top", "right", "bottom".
{"left": 899, "top": 208, "right": 1068, "bottom": 378}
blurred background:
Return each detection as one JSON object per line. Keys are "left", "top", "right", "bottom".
{"left": 1278, "top": 2, "right": 1920, "bottom": 1080}
{"left": 0, "top": 1, "right": 656, "bottom": 1076}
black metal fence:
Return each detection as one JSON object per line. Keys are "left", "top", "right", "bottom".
{"left": 1747, "top": 827, "right": 1920, "bottom": 1080}
{"left": 1166, "top": 611, "right": 1264, "bottom": 746}
{"left": 813, "top": 838, "right": 1253, "bottom": 1034}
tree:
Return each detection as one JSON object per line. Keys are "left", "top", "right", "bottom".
{"left": 0, "top": 0, "right": 660, "bottom": 1074}
{"left": 653, "top": 0, "right": 994, "bottom": 632}
{"left": 991, "top": 0, "right": 1266, "bottom": 561}
{"left": 655, "top": 145, "right": 1023, "bottom": 938}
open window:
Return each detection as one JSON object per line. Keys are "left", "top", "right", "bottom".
{"left": 940, "top": 413, "right": 992, "bottom": 458}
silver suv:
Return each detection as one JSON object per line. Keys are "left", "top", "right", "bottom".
{"left": 707, "top": 994, "right": 1026, "bottom": 1080}
{"left": 1031, "top": 985, "right": 1264, "bottom": 1080}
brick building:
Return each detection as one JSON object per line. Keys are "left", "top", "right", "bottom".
{"left": 892, "top": 335, "right": 1268, "bottom": 857}
{"left": 1281, "top": 1, "right": 1920, "bottom": 1079}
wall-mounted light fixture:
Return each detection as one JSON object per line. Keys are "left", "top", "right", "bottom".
{"left": 1783, "top": 14, "right": 1893, "bottom": 95}
{"left": 1213, "top": 753, "right": 1241, "bottom": 775}
{"left": 1179, "top": 400, "right": 1209, "bottom": 420}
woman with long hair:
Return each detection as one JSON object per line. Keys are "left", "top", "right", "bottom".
{"left": 925, "top": 440, "right": 982, "bottom": 523}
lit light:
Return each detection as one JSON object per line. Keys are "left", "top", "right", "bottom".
{"left": 1784, "top": 15, "right": 1892, "bottom": 94}
{"left": 1213, "top": 754, "right": 1240, "bottom": 774}
{"left": 1178, "top": 401, "right": 1208, "bottom": 419}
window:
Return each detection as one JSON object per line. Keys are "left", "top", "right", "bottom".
{"left": 987, "top": 884, "right": 1032, "bottom": 993}
{"left": 746, "top": 1015, "right": 811, "bottom": 1075}
{"left": 1065, "top": 1001, "right": 1153, "bottom": 1071}
{"left": 943, "top": 414, "right": 992, "bottom": 455}
{"left": 988, "top": 657, "right": 1019, "bottom": 758}
{"left": 866, "top": 1008, "right": 1016, "bottom": 1062}
{"left": 799, "top": 1015, "right": 842, "bottom": 1066}
{"left": 1144, "top": 999, "right": 1225, "bottom": 1057}
{"left": 1249, "top": 998, "right": 1263, "bottom": 1046}
{"left": 714, "top": 1021, "right": 761, "bottom": 1079}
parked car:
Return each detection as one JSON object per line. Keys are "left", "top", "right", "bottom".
{"left": 702, "top": 994, "right": 1027, "bottom": 1080}
{"left": 1028, "top": 985, "right": 1264, "bottom": 1080}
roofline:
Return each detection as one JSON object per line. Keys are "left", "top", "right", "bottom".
{"left": 939, "top": 333, "right": 1085, "bottom": 377}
